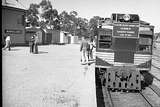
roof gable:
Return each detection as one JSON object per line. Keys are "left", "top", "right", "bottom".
{"left": 2, "top": 0, "right": 26, "bottom": 10}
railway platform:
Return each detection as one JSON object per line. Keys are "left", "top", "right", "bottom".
{"left": 2, "top": 43, "right": 160, "bottom": 107}
{"left": 2, "top": 44, "right": 97, "bottom": 107}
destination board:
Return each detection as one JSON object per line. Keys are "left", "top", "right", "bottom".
{"left": 113, "top": 23, "right": 139, "bottom": 38}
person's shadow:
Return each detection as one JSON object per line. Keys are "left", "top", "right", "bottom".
{"left": 10, "top": 49, "right": 21, "bottom": 51}
{"left": 38, "top": 51, "right": 48, "bottom": 54}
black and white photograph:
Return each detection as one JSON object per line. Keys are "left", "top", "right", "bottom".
{"left": 2, "top": 0, "right": 160, "bottom": 107}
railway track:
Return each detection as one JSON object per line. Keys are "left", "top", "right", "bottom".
{"left": 97, "top": 72, "right": 160, "bottom": 107}
{"left": 139, "top": 89, "right": 159, "bottom": 107}
{"left": 149, "top": 84, "right": 160, "bottom": 97}
{"left": 152, "top": 64, "right": 160, "bottom": 71}
{"left": 96, "top": 70, "right": 160, "bottom": 107}
{"left": 101, "top": 85, "right": 160, "bottom": 107}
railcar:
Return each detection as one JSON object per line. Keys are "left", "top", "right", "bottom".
{"left": 95, "top": 13, "right": 154, "bottom": 90}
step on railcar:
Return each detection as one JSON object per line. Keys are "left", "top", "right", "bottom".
{"left": 95, "top": 13, "right": 154, "bottom": 91}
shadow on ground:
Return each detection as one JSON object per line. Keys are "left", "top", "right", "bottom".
{"left": 10, "top": 48, "right": 21, "bottom": 51}
{"left": 38, "top": 51, "right": 48, "bottom": 54}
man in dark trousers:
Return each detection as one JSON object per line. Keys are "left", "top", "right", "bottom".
{"left": 29, "top": 35, "right": 35, "bottom": 53}
{"left": 80, "top": 36, "right": 89, "bottom": 64}
{"left": 33, "top": 34, "right": 39, "bottom": 54}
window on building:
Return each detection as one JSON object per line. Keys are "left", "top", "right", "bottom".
{"left": 17, "top": 15, "right": 25, "bottom": 26}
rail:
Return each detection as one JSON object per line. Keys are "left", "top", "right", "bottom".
{"left": 149, "top": 84, "right": 160, "bottom": 97}
{"left": 101, "top": 87, "right": 160, "bottom": 107}
{"left": 139, "top": 91, "right": 156, "bottom": 107}
{"left": 100, "top": 81, "right": 160, "bottom": 107}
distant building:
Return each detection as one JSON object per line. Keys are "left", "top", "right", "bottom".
{"left": 2, "top": 0, "right": 26, "bottom": 46}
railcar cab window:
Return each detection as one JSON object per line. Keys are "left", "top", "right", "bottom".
{"left": 98, "top": 29, "right": 112, "bottom": 49}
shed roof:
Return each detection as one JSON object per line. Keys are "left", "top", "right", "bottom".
{"left": 2, "top": 0, "right": 27, "bottom": 10}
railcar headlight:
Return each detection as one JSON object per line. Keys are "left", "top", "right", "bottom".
{"left": 123, "top": 14, "right": 130, "bottom": 21}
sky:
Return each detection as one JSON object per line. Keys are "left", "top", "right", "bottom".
{"left": 18, "top": 0, "right": 160, "bottom": 32}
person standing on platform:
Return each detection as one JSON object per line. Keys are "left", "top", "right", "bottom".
{"left": 33, "top": 34, "right": 39, "bottom": 54}
{"left": 92, "top": 37, "right": 96, "bottom": 60}
{"left": 88, "top": 38, "right": 95, "bottom": 60}
{"left": 80, "top": 36, "right": 89, "bottom": 64}
{"left": 3, "top": 35, "right": 11, "bottom": 51}
{"left": 29, "top": 35, "right": 35, "bottom": 53}
{"left": 86, "top": 37, "right": 91, "bottom": 60}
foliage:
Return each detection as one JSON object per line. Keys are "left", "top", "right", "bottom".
{"left": 59, "top": 11, "right": 89, "bottom": 37}
{"left": 25, "top": 0, "right": 103, "bottom": 38}
{"left": 39, "top": 0, "right": 60, "bottom": 30}
{"left": 88, "top": 16, "right": 101, "bottom": 37}
{"left": 26, "top": 3, "right": 40, "bottom": 27}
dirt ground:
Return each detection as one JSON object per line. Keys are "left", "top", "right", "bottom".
{"left": 2, "top": 44, "right": 97, "bottom": 107}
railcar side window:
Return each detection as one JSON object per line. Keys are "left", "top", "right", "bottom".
{"left": 139, "top": 37, "right": 152, "bottom": 45}
{"left": 139, "top": 36, "right": 152, "bottom": 53}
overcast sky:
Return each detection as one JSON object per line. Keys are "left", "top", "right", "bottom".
{"left": 19, "top": 0, "right": 160, "bottom": 32}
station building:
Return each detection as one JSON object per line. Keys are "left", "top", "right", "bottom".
{"left": 2, "top": 0, "right": 79, "bottom": 46}
{"left": 2, "top": 0, "right": 26, "bottom": 46}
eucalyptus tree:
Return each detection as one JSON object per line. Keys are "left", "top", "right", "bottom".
{"left": 89, "top": 16, "right": 101, "bottom": 37}
{"left": 39, "top": 0, "right": 60, "bottom": 30}
{"left": 59, "top": 10, "right": 89, "bottom": 37}
{"left": 25, "top": 3, "right": 40, "bottom": 27}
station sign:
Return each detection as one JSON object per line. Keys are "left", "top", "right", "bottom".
{"left": 5, "top": 29, "right": 22, "bottom": 34}
{"left": 113, "top": 23, "right": 139, "bottom": 38}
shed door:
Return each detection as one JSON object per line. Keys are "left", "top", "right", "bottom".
{"left": 46, "top": 33, "right": 52, "bottom": 44}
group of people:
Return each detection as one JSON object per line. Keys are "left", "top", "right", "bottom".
{"left": 29, "top": 34, "right": 39, "bottom": 54}
{"left": 2, "top": 34, "right": 39, "bottom": 54}
{"left": 80, "top": 36, "right": 96, "bottom": 65}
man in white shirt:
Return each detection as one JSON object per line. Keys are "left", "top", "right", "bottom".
{"left": 3, "top": 35, "right": 11, "bottom": 51}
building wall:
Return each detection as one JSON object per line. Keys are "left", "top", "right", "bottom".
{"left": 51, "top": 30, "right": 60, "bottom": 44}
{"left": 2, "top": 6, "right": 25, "bottom": 45}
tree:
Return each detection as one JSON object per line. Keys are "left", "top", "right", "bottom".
{"left": 26, "top": 3, "right": 40, "bottom": 27}
{"left": 70, "top": 11, "right": 78, "bottom": 17}
{"left": 76, "top": 17, "right": 89, "bottom": 37}
{"left": 59, "top": 11, "right": 77, "bottom": 35}
{"left": 39, "top": 0, "right": 60, "bottom": 30}
{"left": 89, "top": 16, "right": 101, "bottom": 37}
{"left": 59, "top": 11, "right": 71, "bottom": 32}
{"left": 59, "top": 10, "right": 89, "bottom": 37}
